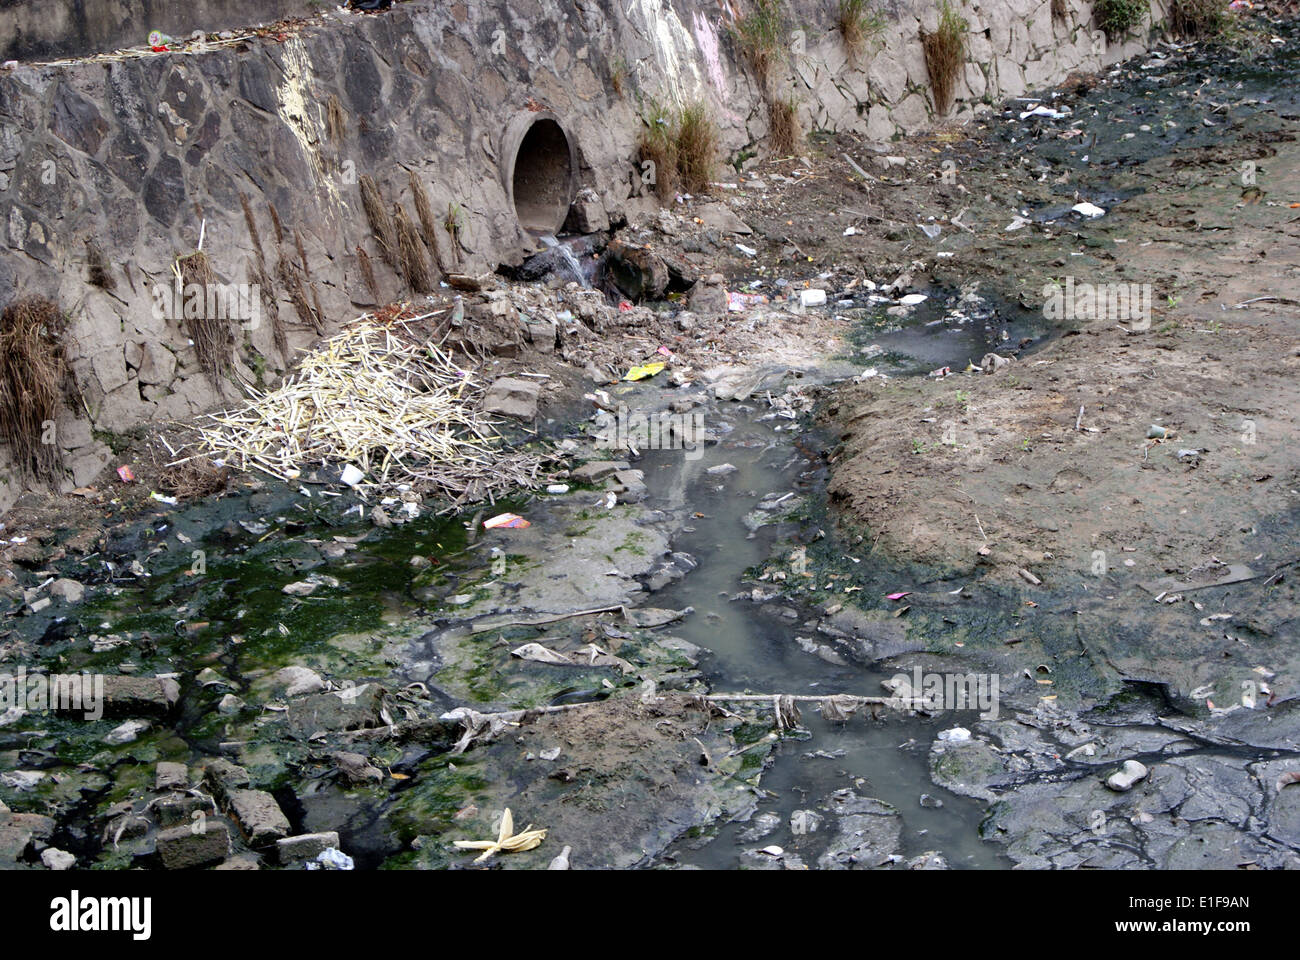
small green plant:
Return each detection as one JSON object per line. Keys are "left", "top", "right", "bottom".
{"left": 610, "top": 57, "right": 630, "bottom": 97}
{"left": 954, "top": 389, "right": 971, "bottom": 408}
{"left": 839, "top": 0, "right": 887, "bottom": 56}
{"left": 1093, "top": 0, "right": 1148, "bottom": 41}
{"left": 912, "top": 438, "right": 928, "bottom": 454}
{"left": 733, "top": 0, "right": 788, "bottom": 89}
{"left": 921, "top": 1, "right": 968, "bottom": 116}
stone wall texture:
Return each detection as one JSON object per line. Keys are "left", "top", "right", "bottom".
{"left": 0, "top": 0, "right": 1169, "bottom": 512}
{"left": 1, "top": 0, "right": 318, "bottom": 62}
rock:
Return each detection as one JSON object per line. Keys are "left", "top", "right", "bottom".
{"left": 156, "top": 821, "right": 230, "bottom": 869}
{"left": 605, "top": 239, "right": 669, "bottom": 301}
{"left": 907, "top": 850, "right": 950, "bottom": 869}
{"left": 202, "top": 759, "right": 251, "bottom": 805}
{"left": 0, "top": 811, "right": 55, "bottom": 864}
{"left": 817, "top": 791, "right": 902, "bottom": 869}
{"left": 155, "top": 762, "right": 188, "bottom": 791}
{"left": 687, "top": 273, "right": 728, "bottom": 318}
{"left": 213, "top": 853, "right": 262, "bottom": 870}
{"left": 706, "top": 463, "right": 737, "bottom": 476}
{"left": 41, "top": 847, "right": 75, "bottom": 870}
{"left": 226, "top": 789, "right": 290, "bottom": 846}
{"left": 153, "top": 794, "right": 211, "bottom": 828}
{"left": 282, "top": 580, "right": 318, "bottom": 596}
{"left": 105, "top": 719, "right": 150, "bottom": 744}
{"left": 1107, "top": 759, "right": 1150, "bottom": 792}
{"left": 571, "top": 460, "right": 629, "bottom": 483}
{"left": 217, "top": 693, "right": 244, "bottom": 715}
{"left": 277, "top": 831, "right": 341, "bottom": 865}
{"left": 482, "top": 377, "right": 541, "bottom": 420}
{"left": 285, "top": 683, "right": 387, "bottom": 738}
{"left": 48, "top": 578, "right": 85, "bottom": 603}
{"left": 274, "top": 665, "right": 326, "bottom": 697}
{"left": 694, "top": 202, "right": 752, "bottom": 235}
{"left": 332, "top": 751, "right": 384, "bottom": 784}
{"left": 96, "top": 675, "right": 181, "bottom": 718}
{"left": 565, "top": 188, "right": 610, "bottom": 233}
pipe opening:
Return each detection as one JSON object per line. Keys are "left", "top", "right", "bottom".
{"left": 510, "top": 117, "right": 575, "bottom": 237}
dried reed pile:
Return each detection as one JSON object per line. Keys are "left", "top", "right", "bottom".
{"left": 190, "top": 316, "right": 541, "bottom": 505}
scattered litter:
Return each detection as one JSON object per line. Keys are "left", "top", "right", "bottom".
{"left": 545, "top": 484, "right": 570, "bottom": 495}
{"left": 937, "top": 727, "right": 970, "bottom": 742}
{"left": 918, "top": 224, "right": 942, "bottom": 239}
{"left": 116, "top": 466, "right": 135, "bottom": 483}
{"left": 735, "top": 243, "right": 758, "bottom": 257}
{"left": 453, "top": 808, "right": 547, "bottom": 863}
{"left": 340, "top": 464, "right": 366, "bottom": 487}
{"left": 149, "top": 491, "right": 178, "bottom": 506}
{"left": 305, "top": 848, "right": 354, "bottom": 871}
{"left": 898, "top": 293, "right": 928, "bottom": 305}
{"left": 624, "top": 362, "right": 666, "bottom": 381}
{"left": 483, "top": 513, "right": 530, "bottom": 530}
{"left": 1071, "top": 201, "right": 1106, "bottom": 218}
{"left": 800, "top": 289, "right": 827, "bottom": 307}
{"left": 1019, "top": 104, "right": 1071, "bottom": 120}
{"left": 1106, "top": 759, "right": 1149, "bottom": 792}
{"left": 886, "top": 592, "right": 910, "bottom": 600}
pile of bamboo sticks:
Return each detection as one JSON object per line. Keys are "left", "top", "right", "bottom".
{"left": 192, "top": 318, "right": 540, "bottom": 505}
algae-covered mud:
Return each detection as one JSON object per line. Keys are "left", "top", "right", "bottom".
{"left": 2, "top": 5, "right": 1299, "bottom": 885}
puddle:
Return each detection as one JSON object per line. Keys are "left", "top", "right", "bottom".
{"left": 839, "top": 288, "right": 1051, "bottom": 375}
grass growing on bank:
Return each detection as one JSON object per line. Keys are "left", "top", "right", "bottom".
{"left": 638, "top": 98, "right": 719, "bottom": 199}
{"left": 1094, "top": 0, "right": 1148, "bottom": 40}
{"left": 733, "top": 0, "right": 787, "bottom": 89}
{"left": 0, "top": 296, "right": 68, "bottom": 484}
{"left": 768, "top": 93, "right": 801, "bottom": 155}
{"left": 1168, "top": 0, "right": 1227, "bottom": 38}
{"left": 921, "top": 1, "right": 968, "bottom": 116}
{"left": 839, "top": 0, "right": 887, "bottom": 57}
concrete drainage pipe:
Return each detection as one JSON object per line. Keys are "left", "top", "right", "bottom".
{"left": 501, "top": 110, "right": 578, "bottom": 238}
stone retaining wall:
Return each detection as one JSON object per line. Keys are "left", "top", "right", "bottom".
{"left": 0, "top": 0, "right": 1169, "bottom": 512}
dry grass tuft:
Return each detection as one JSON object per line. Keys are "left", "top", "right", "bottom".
{"left": 1169, "top": 0, "right": 1225, "bottom": 36}
{"left": 676, "top": 100, "right": 718, "bottom": 193}
{"left": 240, "top": 193, "right": 264, "bottom": 267}
{"left": 160, "top": 456, "right": 230, "bottom": 499}
{"left": 268, "top": 202, "right": 284, "bottom": 245}
{"left": 394, "top": 204, "right": 432, "bottom": 294}
{"left": 408, "top": 170, "right": 447, "bottom": 274}
{"left": 356, "top": 245, "right": 381, "bottom": 304}
{"left": 921, "top": 1, "right": 968, "bottom": 116}
{"left": 638, "top": 100, "right": 680, "bottom": 202}
{"left": 0, "top": 296, "right": 67, "bottom": 484}
{"left": 277, "top": 256, "right": 321, "bottom": 334}
{"left": 733, "top": 0, "right": 787, "bottom": 91}
{"left": 768, "top": 93, "right": 801, "bottom": 155}
{"left": 840, "top": 0, "right": 886, "bottom": 57}
{"left": 1052, "top": 0, "right": 1068, "bottom": 22}
{"left": 360, "top": 174, "right": 398, "bottom": 268}
{"left": 85, "top": 239, "right": 115, "bottom": 291}
{"left": 326, "top": 94, "right": 347, "bottom": 143}
{"left": 176, "top": 251, "right": 236, "bottom": 389}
